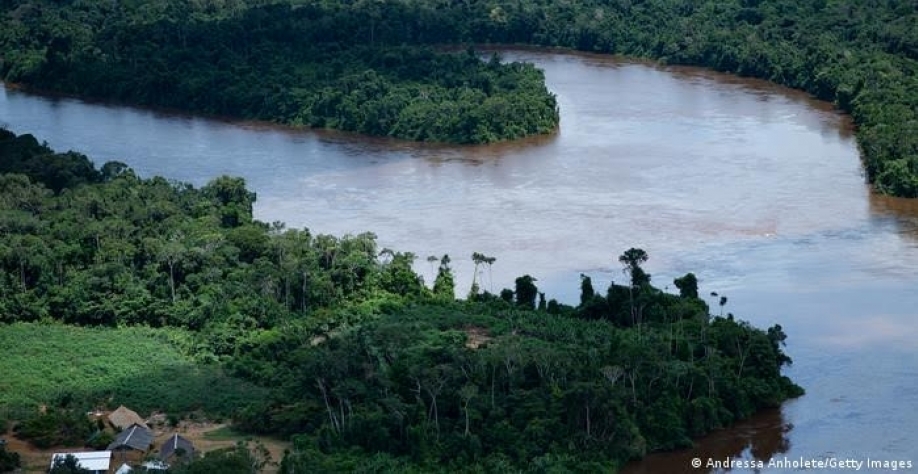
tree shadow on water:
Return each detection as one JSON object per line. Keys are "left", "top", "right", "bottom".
{"left": 869, "top": 193, "right": 918, "bottom": 244}
{"left": 620, "top": 408, "right": 792, "bottom": 474}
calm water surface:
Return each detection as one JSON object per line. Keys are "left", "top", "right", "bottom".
{"left": 3, "top": 50, "right": 917, "bottom": 473}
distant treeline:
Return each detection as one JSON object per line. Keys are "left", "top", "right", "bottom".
{"left": 0, "top": 128, "right": 803, "bottom": 472}
{"left": 2, "top": 0, "right": 916, "bottom": 194}
{"left": 0, "top": 1, "right": 559, "bottom": 144}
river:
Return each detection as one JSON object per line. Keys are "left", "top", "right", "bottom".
{"left": 3, "top": 50, "right": 917, "bottom": 472}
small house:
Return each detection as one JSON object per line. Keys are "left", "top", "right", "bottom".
{"left": 114, "top": 461, "right": 168, "bottom": 473}
{"left": 107, "top": 423, "right": 154, "bottom": 464}
{"left": 159, "top": 433, "right": 194, "bottom": 462}
{"left": 49, "top": 451, "right": 111, "bottom": 474}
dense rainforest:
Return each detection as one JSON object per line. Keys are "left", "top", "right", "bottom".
{"left": 0, "top": 1, "right": 560, "bottom": 144}
{"left": 1, "top": 0, "right": 918, "bottom": 195}
{"left": 0, "top": 129, "right": 802, "bottom": 472}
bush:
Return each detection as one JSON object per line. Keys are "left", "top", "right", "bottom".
{"left": 87, "top": 431, "right": 115, "bottom": 450}
{"left": 0, "top": 444, "right": 21, "bottom": 473}
{"left": 14, "top": 410, "right": 93, "bottom": 449}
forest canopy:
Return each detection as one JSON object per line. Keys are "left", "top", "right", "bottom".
{"left": 0, "top": 128, "right": 802, "bottom": 472}
{"left": 0, "top": 2, "right": 560, "bottom": 144}
{"left": 1, "top": 0, "right": 918, "bottom": 195}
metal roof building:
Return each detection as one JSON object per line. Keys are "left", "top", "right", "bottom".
{"left": 107, "top": 423, "right": 155, "bottom": 452}
{"left": 50, "top": 451, "right": 112, "bottom": 474}
{"left": 160, "top": 433, "right": 195, "bottom": 461}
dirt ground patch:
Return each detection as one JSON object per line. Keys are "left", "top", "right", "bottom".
{"left": 464, "top": 326, "right": 493, "bottom": 349}
{"left": 2, "top": 430, "right": 51, "bottom": 473}
{"left": 168, "top": 421, "right": 289, "bottom": 473}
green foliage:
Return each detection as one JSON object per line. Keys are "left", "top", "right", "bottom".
{"left": 48, "top": 455, "right": 90, "bottom": 474}
{"left": 0, "top": 443, "right": 21, "bottom": 473}
{"left": 15, "top": 410, "right": 92, "bottom": 449}
{"left": 0, "top": 323, "right": 266, "bottom": 421}
{"left": 0, "top": 5, "right": 558, "bottom": 144}
{"left": 514, "top": 274, "right": 538, "bottom": 310}
{"left": 5, "top": 0, "right": 917, "bottom": 193}
{"left": 0, "top": 130, "right": 399, "bottom": 332}
{"left": 0, "top": 132, "right": 802, "bottom": 470}
{"left": 0, "top": 130, "right": 101, "bottom": 193}
{"left": 87, "top": 430, "right": 114, "bottom": 450}
{"left": 377, "top": 251, "right": 426, "bottom": 298}
{"left": 619, "top": 248, "right": 651, "bottom": 288}
{"left": 433, "top": 255, "right": 456, "bottom": 300}
{"left": 236, "top": 292, "right": 801, "bottom": 471}
{"left": 579, "top": 274, "right": 595, "bottom": 307}
{"left": 674, "top": 273, "right": 699, "bottom": 299}
{"left": 172, "top": 442, "right": 269, "bottom": 474}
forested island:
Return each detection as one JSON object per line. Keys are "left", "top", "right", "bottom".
{"left": 0, "top": 129, "right": 803, "bottom": 472}
{"left": 1, "top": 0, "right": 918, "bottom": 195}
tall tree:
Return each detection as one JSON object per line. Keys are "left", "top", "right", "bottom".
{"left": 514, "top": 274, "right": 538, "bottom": 310}
{"left": 433, "top": 254, "right": 455, "bottom": 299}
{"left": 674, "top": 273, "right": 698, "bottom": 299}
{"left": 579, "top": 273, "right": 595, "bottom": 306}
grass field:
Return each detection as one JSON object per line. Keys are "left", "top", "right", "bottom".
{"left": 0, "top": 322, "right": 267, "bottom": 423}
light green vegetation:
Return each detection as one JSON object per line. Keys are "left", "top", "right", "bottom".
{"left": 0, "top": 322, "right": 266, "bottom": 423}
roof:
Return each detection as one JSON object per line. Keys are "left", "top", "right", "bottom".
{"left": 50, "top": 451, "right": 112, "bottom": 471}
{"left": 108, "top": 406, "right": 148, "bottom": 430}
{"left": 107, "top": 424, "right": 154, "bottom": 451}
{"left": 115, "top": 463, "right": 133, "bottom": 474}
{"left": 160, "top": 433, "right": 195, "bottom": 460}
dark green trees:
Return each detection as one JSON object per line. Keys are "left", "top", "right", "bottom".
{"left": 433, "top": 255, "right": 456, "bottom": 299}
{"left": 514, "top": 275, "right": 538, "bottom": 310}
{"left": 579, "top": 274, "right": 595, "bottom": 305}
{"left": 619, "top": 248, "right": 650, "bottom": 287}
{"left": 0, "top": 130, "right": 802, "bottom": 473}
{"left": 203, "top": 176, "right": 256, "bottom": 228}
{"left": 171, "top": 443, "right": 269, "bottom": 474}
{"left": 48, "top": 455, "right": 90, "bottom": 474}
{"left": 674, "top": 273, "right": 699, "bottom": 299}
{"left": 0, "top": 129, "right": 418, "bottom": 329}
{"left": 14, "top": 410, "right": 93, "bottom": 449}
{"left": 0, "top": 5, "right": 559, "bottom": 144}
{"left": 0, "top": 131, "right": 100, "bottom": 193}
{"left": 0, "top": 444, "right": 20, "bottom": 473}
{"left": 7, "top": 0, "right": 917, "bottom": 193}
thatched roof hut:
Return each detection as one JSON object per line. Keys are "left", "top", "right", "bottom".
{"left": 107, "top": 406, "right": 147, "bottom": 430}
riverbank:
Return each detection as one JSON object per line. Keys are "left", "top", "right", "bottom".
{"left": 3, "top": 0, "right": 917, "bottom": 195}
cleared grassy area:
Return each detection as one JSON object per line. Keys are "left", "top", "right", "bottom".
{"left": 202, "top": 425, "right": 247, "bottom": 440}
{"left": 0, "top": 323, "right": 267, "bottom": 421}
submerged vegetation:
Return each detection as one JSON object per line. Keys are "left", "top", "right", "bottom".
{"left": 0, "top": 129, "right": 802, "bottom": 471}
{"left": 1, "top": 0, "right": 918, "bottom": 194}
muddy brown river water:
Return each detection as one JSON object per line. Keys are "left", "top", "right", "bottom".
{"left": 3, "top": 50, "right": 917, "bottom": 473}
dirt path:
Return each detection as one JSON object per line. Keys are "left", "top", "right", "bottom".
{"left": 2, "top": 430, "right": 50, "bottom": 473}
